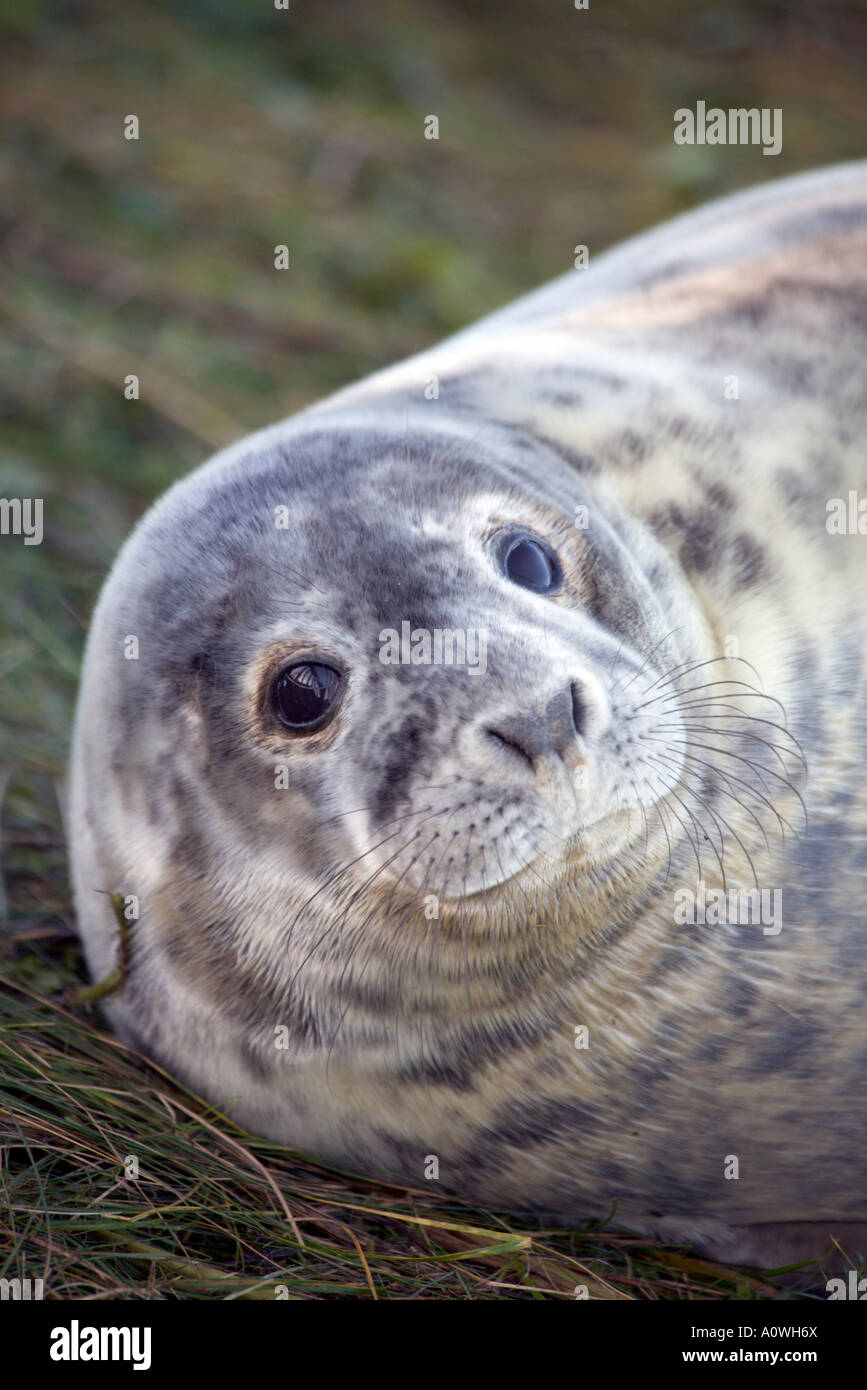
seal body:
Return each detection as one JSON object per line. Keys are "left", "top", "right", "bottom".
{"left": 70, "top": 163, "right": 867, "bottom": 1268}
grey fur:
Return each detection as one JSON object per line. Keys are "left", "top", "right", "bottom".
{"left": 71, "top": 162, "right": 867, "bottom": 1272}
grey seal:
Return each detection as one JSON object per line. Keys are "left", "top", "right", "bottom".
{"left": 70, "top": 161, "right": 867, "bottom": 1271}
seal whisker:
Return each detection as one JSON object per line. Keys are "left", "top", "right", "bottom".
{"left": 638, "top": 751, "right": 731, "bottom": 894}
{"left": 635, "top": 679, "right": 789, "bottom": 723}
{"left": 623, "top": 771, "right": 653, "bottom": 860}
{"left": 325, "top": 832, "right": 446, "bottom": 1068}
{"left": 637, "top": 652, "right": 768, "bottom": 701}
{"left": 662, "top": 779, "right": 729, "bottom": 888}
{"left": 243, "top": 548, "right": 328, "bottom": 598}
{"left": 654, "top": 718, "right": 808, "bottom": 781}
{"left": 664, "top": 732, "right": 798, "bottom": 818}
{"left": 637, "top": 767, "right": 711, "bottom": 885}
{"left": 650, "top": 789, "right": 706, "bottom": 884}
{"left": 653, "top": 732, "right": 807, "bottom": 832}
{"left": 647, "top": 695, "right": 808, "bottom": 760}
{"left": 288, "top": 827, "right": 441, "bottom": 997}
{"left": 642, "top": 736, "right": 777, "bottom": 853}
{"left": 645, "top": 751, "right": 763, "bottom": 893}
{"left": 609, "top": 624, "right": 688, "bottom": 696}
{"left": 284, "top": 800, "right": 460, "bottom": 945}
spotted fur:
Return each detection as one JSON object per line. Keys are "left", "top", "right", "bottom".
{"left": 70, "top": 162, "right": 867, "bottom": 1270}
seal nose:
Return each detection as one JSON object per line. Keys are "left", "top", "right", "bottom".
{"left": 486, "top": 682, "right": 586, "bottom": 768}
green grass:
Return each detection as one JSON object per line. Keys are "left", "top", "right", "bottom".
{"left": 2, "top": 0, "right": 865, "bottom": 1299}
{"left": 3, "top": 981, "right": 804, "bottom": 1300}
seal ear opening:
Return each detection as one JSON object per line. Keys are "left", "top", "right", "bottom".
{"left": 178, "top": 651, "right": 215, "bottom": 763}
{"left": 189, "top": 650, "right": 218, "bottom": 687}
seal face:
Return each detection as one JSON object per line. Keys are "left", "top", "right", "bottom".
{"left": 70, "top": 162, "right": 867, "bottom": 1268}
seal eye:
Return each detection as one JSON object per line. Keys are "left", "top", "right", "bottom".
{"left": 502, "top": 535, "right": 560, "bottom": 593}
{"left": 271, "top": 661, "right": 344, "bottom": 732}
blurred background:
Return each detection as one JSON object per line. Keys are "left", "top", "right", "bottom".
{"left": 2, "top": 0, "right": 867, "bottom": 1041}
{"left": 0, "top": 0, "right": 865, "bottom": 1300}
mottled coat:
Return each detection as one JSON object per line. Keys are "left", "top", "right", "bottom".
{"left": 70, "top": 162, "right": 867, "bottom": 1268}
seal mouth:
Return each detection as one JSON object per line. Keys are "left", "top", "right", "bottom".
{"left": 439, "top": 782, "right": 689, "bottom": 910}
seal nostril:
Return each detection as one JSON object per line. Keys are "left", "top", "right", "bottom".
{"left": 570, "top": 680, "right": 586, "bottom": 738}
{"left": 485, "top": 725, "right": 535, "bottom": 768}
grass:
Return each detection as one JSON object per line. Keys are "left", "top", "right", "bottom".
{"left": 1, "top": 0, "right": 865, "bottom": 1299}
{"left": 3, "top": 981, "right": 800, "bottom": 1300}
